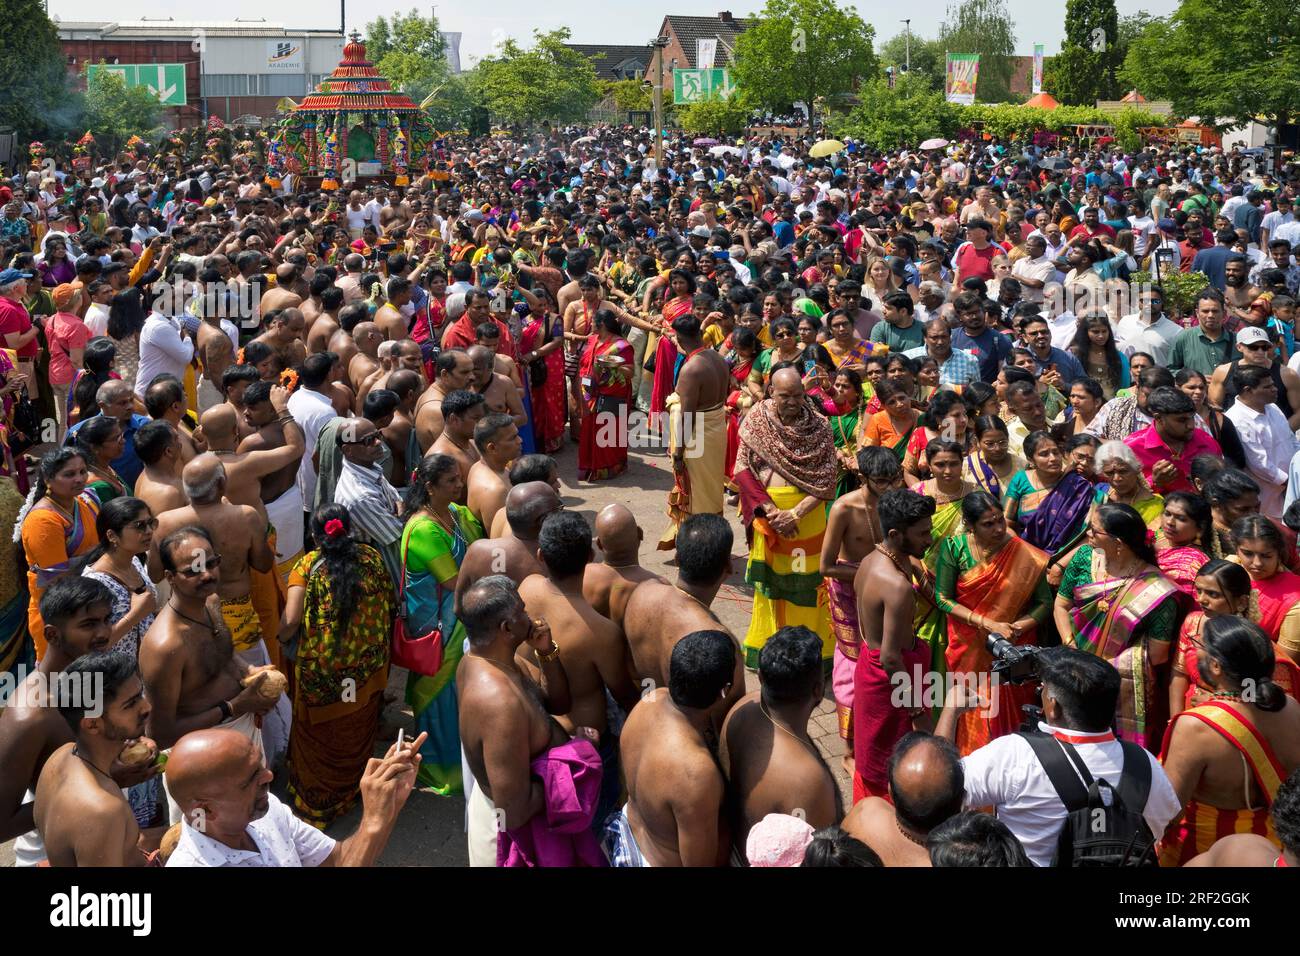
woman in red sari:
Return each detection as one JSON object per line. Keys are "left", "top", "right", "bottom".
{"left": 577, "top": 309, "right": 635, "bottom": 481}
{"left": 1169, "top": 559, "right": 1300, "bottom": 718}
{"left": 1234, "top": 515, "right": 1300, "bottom": 656}
{"left": 649, "top": 268, "right": 697, "bottom": 414}
{"left": 518, "top": 299, "right": 567, "bottom": 454}
{"left": 1155, "top": 490, "right": 1213, "bottom": 601}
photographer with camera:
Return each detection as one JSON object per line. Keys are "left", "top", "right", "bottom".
{"left": 936, "top": 645, "right": 1181, "bottom": 866}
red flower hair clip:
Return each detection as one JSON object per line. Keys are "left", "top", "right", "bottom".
{"left": 324, "top": 518, "right": 346, "bottom": 538}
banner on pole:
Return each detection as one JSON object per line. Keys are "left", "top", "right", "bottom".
{"left": 945, "top": 53, "right": 979, "bottom": 105}
{"left": 697, "top": 38, "right": 717, "bottom": 70}
{"left": 1032, "top": 44, "right": 1044, "bottom": 94}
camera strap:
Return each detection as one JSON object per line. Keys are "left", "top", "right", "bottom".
{"left": 1021, "top": 732, "right": 1091, "bottom": 811}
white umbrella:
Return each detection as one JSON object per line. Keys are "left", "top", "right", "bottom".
{"left": 709, "top": 145, "right": 743, "bottom": 158}
{"left": 571, "top": 136, "right": 596, "bottom": 145}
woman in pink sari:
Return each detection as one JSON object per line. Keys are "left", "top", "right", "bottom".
{"left": 649, "top": 268, "right": 696, "bottom": 414}
{"left": 577, "top": 310, "right": 635, "bottom": 481}
{"left": 1233, "top": 515, "right": 1300, "bottom": 657}
{"left": 518, "top": 299, "right": 567, "bottom": 454}
{"left": 1155, "top": 491, "right": 1212, "bottom": 601}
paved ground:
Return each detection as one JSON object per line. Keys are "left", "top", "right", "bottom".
{"left": 2, "top": 435, "right": 849, "bottom": 867}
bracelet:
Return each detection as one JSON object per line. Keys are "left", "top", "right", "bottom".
{"left": 536, "top": 641, "right": 561, "bottom": 664}
{"left": 217, "top": 699, "right": 233, "bottom": 721}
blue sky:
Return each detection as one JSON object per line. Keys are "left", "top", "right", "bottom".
{"left": 49, "top": 0, "right": 1181, "bottom": 64}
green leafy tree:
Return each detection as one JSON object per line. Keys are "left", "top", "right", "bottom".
{"left": 676, "top": 97, "right": 754, "bottom": 136}
{"left": 81, "top": 69, "right": 162, "bottom": 155}
{"left": 473, "top": 28, "right": 601, "bottom": 126}
{"left": 834, "top": 74, "right": 960, "bottom": 149}
{"left": 1119, "top": 0, "right": 1299, "bottom": 128}
{"left": 364, "top": 10, "right": 450, "bottom": 104}
{"left": 732, "top": 0, "right": 877, "bottom": 113}
{"left": 1050, "top": 0, "right": 1120, "bottom": 105}
{"left": 877, "top": 32, "right": 946, "bottom": 90}
{"left": 938, "top": 0, "right": 1018, "bottom": 103}
{"left": 0, "top": 0, "right": 74, "bottom": 142}
{"left": 604, "top": 78, "right": 653, "bottom": 113}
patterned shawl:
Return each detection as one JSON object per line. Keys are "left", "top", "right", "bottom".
{"left": 737, "top": 397, "right": 838, "bottom": 499}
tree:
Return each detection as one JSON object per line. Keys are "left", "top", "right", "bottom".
{"left": 732, "top": 0, "right": 877, "bottom": 113}
{"left": 1119, "top": 0, "right": 1299, "bottom": 128}
{"left": 473, "top": 28, "right": 601, "bottom": 126}
{"left": 81, "top": 69, "right": 162, "bottom": 155}
{"left": 364, "top": 10, "right": 450, "bottom": 104}
{"left": 1050, "top": 0, "right": 1121, "bottom": 105}
{"left": 604, "top": 78, "right": 653, "bottom": 113}
{"left": 834, "top": 74, "right": 960, "bottom": 149}
{"left": 676, "top": 98, "right": 754, "bottom": 136}
{"left": 877, "top": 32, "right": 946, "bottom": 90}
{"left": 938, "top": 0, "right": 1017, "bottom": 103}
{"left": 0, "top": 0, "right": 74, "bottom": 141}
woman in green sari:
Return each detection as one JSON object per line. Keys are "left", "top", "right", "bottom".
{"left": 912, "top": 438, "right": 977, "bottom": 677}
{"left": 828, "top": 368, "right": 864, "bottom": 498}
{"left": 746, "top": 316, "right": 803, "bottom": 404}
{"left": 401, "top": 453, "right": 484, "bottom": 794}
{"left": 74, "top": 415, "right": 132, "bottom": 505}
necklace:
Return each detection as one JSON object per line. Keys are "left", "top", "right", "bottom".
{"left": 880, "top": 545, "right": 915, "bottom": 584}
{"left": 605, "top": 560, "right": 640, "bottom": 569}
{"left": 169, "top": 601, "right": 215, "bottom": 632}
{"left": 426, "top": 506, "right": 465, "bottom": 548}
{"left": 759, "top": 701, "right": 821, "bottom": 761}
{"left": 673, "top": 584, "right": 716, "bottom": 615}
{"left": 73, "top": 746, "right": 119, "bottom": 785}
{"left": 896, "top": 818, "right": 927, "bottom": 847}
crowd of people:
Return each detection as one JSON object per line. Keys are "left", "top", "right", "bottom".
{"left": 0, "top": 121, "right": 1299, "bottom": 868}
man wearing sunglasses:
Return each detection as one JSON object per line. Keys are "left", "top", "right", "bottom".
{"left": 1223, "top": 359, "right": 1297, "bottom": 518}
{"left": 1209, "top": 323, "right": 1300, "bottom": 430}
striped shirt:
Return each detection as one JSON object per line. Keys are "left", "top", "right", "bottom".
{"left": 334, "top": 458, "right": 403, "bottom": 547}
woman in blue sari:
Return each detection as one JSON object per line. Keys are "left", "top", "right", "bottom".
{"left": 400, "top": 453, "right": 484, "bottom": 795}
{"left": 1004, "top": 430, "right": 1094, "bottom": 559}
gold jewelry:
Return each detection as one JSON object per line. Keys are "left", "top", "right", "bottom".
{"left": 536, "top": 641, "right": 561, "bottom": 664}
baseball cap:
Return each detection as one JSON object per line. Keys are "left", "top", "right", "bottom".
{"left": 690, "top": 225, "right": 711, "bottom": 239}
{"left": 51, "top": 283, "right": 79, "bottom": 310}
{"left": 1236, "top": 326, "right": 1271, "bottom": 346}
{"left": 0, "top": 268, "right": 33, "bottom": 285}
{"left": 1157, "top": 218, "right": 1178, "bottom": 232}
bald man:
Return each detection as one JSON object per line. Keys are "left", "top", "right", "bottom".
{"left": 468, "top": 344, "right": 526, "bottom": 431}
{"left": 582, "top": 503, "right": 663, "bottom": 628}
{"left": 720, "top": 626, "right": 841, "bottom": 861}
{"left": 336, "top": 253, "right": 367, "bottom": 302}
{"left": 455, "top": 481, "right": 561, "bottom": 612}
{"left": 164, "top": 726, "right": 423, "bottom": 867}
{"left": 348, "top": 321, "right": 384, "bottom": 395}
{"left": 198, "top": 391, "right": 303, "bottom": 522}
{"left": 840, "top": 732, "right": 964, "bottom": 867}
{"left": 258, "top": 263, "right": 304, "bottom": 313}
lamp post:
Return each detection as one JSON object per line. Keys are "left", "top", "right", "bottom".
{"left": 650, "top": 36, "right": 669, "bottom": 169}
{"left": 902, "top": 19, "right": 911, "bottom": 73}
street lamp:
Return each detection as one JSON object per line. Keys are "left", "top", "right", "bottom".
{"left": 650, "top": 36, "right": 670, "bottom": 169}
{"left": 901, "top": 19, "right": 911, "bottom": 73}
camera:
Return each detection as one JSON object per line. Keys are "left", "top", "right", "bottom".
{"left": 986, "top": 633, "right": 1040, "bottom": 685}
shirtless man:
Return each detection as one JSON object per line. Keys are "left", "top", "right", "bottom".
{"left": 841, "top": 732, "right": 963, "bottom": 867}
{"left": 415, "top": 348, "right": 474, "bottom": 451}
{"left": 475, "top": 321, "right": 523, "bottom": 389}
{"left": 220, "top": 364, "right": 261, "bottom": 441}
{"left": 720, "top": 625, "right": 840, "bottom": 860}
{"left": 144, "top": 376, "right": 206, "bottom": 463}
{"left": 375, "top": 275, "right": 413, "bottom": 341}
{"left": 488, "top": 454, "right": 563, "bottom": 538}
{"left": 664, "top": 312, "right": 731, "bottom": 544}
{"left": 34, "top": 651, "right": 159, "bottom": 866}
{"left": 236, "top": 380, "right": 300, "bottom": 514}
{"left": 583, "top": 503, "right": 663, "bottom": 628}
{"left": 305, "top": 285, "right": 345, "bottom": 354}
{"left": 516, "top": 511, "right": 639, "bottom": 741}
{"left": 251, "top": 306, "right": 307, "bottom": 371}
{"left": 259, "top": 263, "right": 304, "bottom": 313}
{"left": 298, "top": 272, "right": 330, "bottom": 329}
{"left": 197, "top": 389, "right": 303, "bottom": 521}
{"left": 468, "top": 344, "right": 527, "bottom": 431}
{"left": 379, "top": 369, "right": 422, "bottom": 488}
{"left": 139, "top": 526, "right": 279, "bottom": 765}
{"left": 364, "top": 340, "right": 425, "bottom": 399}
{"left": 131, "top": 420, "right": 189, "bottom": 517}
{"left": 431, "top": 389, "right": 485, "bottom": 496}
{"left": 0, "top": 577, "right": 152, "bottom": 865}
{"left": 328, "top": 302, "right": 369, "bottom": 374}
{"left": 458, "top": 575, "right": 586, "bottom": 866}
{"left": 1160, "top": 616, "right": 1300, "bottom": 865}
{"left": 466, "top": 413, "right": 521, "bottom": 534}
{"left": 853, "top": 488, "right": 937, "bottom": 801}
{"left": 455, "top": 481, "right": 561, "bottom": 611}
{"left": 623, "top": 513, "right": 742, "bottom": 707}
{"left": 196, "top": 299, "right": 237, "bottom": 413}
{"left": 611, "top": 629, "right": 736, "bottom": 866}
{"left": 819, "top": 446, "right": 904, "bottom": 770}
{"left": 348, "top": 321, "right": 384, "bottom": 395}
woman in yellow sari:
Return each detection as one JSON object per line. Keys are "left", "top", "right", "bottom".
{"left": 1093, "top": 440, "right": 1164, "bottom": 527}
{"left": 934, "top": 491, "right": 1052, "bottom": 754}
{"left": 912, "top": 438, "right": 976, "bottom": 676}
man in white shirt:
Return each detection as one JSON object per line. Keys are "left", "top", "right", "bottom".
{"left": 164, "top": 726, "right": 422, "bottom": 867}
{"left": 1011, "top": 235, "right": 1056, "bottom": 305}
{"left": 938, "top": 647, "right": 1181, "bottom": 867}
{"left": 1127, "top": 205, "right": 1156, "bottom": 257}
{"left": 135, "top": 304, "right": 194, "bottom": 399}
{"left": 1116, "top": 287, "right": 1183, "bottom": 366}
{"left": 1224, "top": 357, "right": 1297, "bottom": 518}
{"left": 288, "top": 352, "right": 347, "bottom": 506}
{"left": 1261, "top": 195, "right": 1295, "bottom": 247}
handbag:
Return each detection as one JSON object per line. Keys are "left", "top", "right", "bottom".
{"left": 9, "top": 386, "right": 39, "bottom": 455}
{"left": 390, "top": 528, "right": 447, "bottom": 677}
{"left": 529, "top": 354, "right": 548, "bottom": 389}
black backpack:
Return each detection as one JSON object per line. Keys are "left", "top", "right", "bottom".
{"left": 1021, "top": 731, "right": 1159, "bottom": 867}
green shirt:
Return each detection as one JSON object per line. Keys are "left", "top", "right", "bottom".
{"left": 1167, "top": 326, "right": 1235, "bottom": 378}
{"left": 869, "top": 317, "right": 925, "bottom": 353}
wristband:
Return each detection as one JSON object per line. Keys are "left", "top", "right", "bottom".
{"left": 217, "top": 699, "right": 233, "bottom": 721}
{"left": 537, "top": 641, "right": 561, "bottom": 664}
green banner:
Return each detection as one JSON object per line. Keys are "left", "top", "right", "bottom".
{"left": 672, "top": 68, "right": 737, "bottom": 104}
{"left": 87, "top": 64, "right": 188, "bottom": 106}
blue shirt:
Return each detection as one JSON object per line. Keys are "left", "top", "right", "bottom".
{"left": 1191, "top": 245, "right": 1234, "bottom": 291}
{"left": 1031, "top": 347, "right": 1087, "bottom": 387}
{"left": 773, "top": 219, "right": 795, "bottom": 249}
{"left": 65, "top": 413, "right": 152, "bottom": 486}
{"left": 951, "top": 326, "right": 1014, "bottom": 383}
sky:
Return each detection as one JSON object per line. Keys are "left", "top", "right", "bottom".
{"left": 48, "top": 0, "right": 1181, "bottom": 64}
